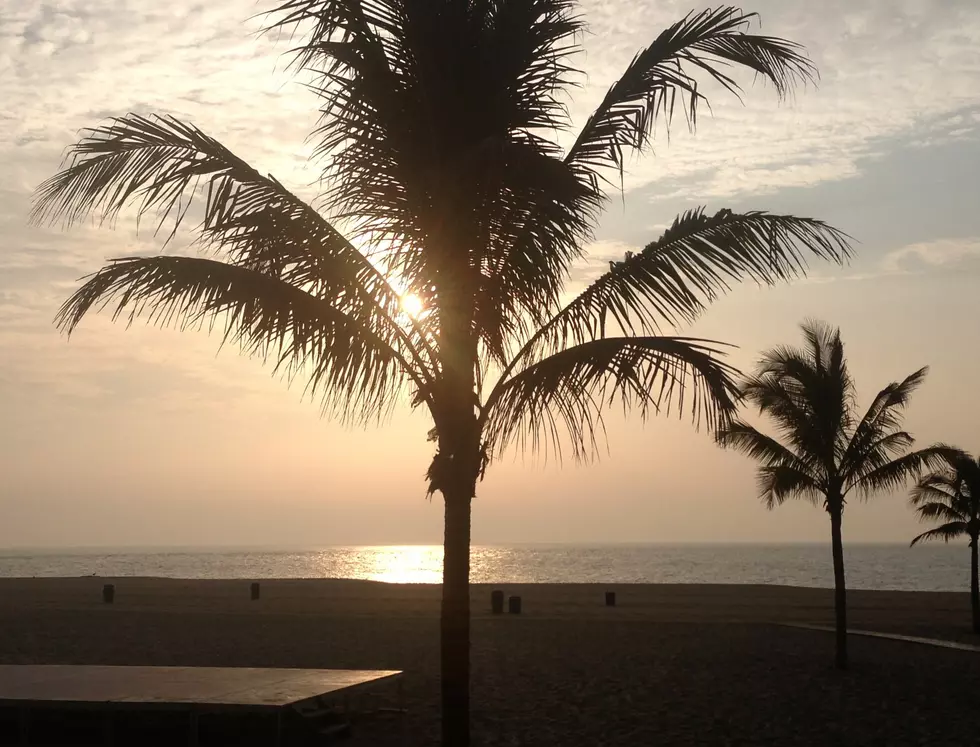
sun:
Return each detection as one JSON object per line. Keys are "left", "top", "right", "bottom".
{"left": 400, "top": 292, "right": 425, "bottom": 318}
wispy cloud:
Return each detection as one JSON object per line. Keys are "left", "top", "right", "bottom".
{"left": 793, "top": 237, "right": 980, "bottom": 286}
{"left": 884, "top": 238, "right": 980, "bottom": 273}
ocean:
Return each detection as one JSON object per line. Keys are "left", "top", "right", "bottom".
{"left": 0, "top": 543, "right": 968, "bottom": 592}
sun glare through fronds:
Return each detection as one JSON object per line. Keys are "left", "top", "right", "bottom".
{"left": 400, "top": 292, "right": 424, "bottom": 319}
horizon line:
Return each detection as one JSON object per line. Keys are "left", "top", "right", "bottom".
{"left": 0, "top": 540, "right": 925, "bottom": 554}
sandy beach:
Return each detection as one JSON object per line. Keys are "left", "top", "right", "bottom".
{"left": 1, "top": 578, "right": 979, "bottom": 745}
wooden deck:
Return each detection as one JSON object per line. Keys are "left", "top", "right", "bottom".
{"left": 0, "top": 666, "right": 402, "bottom": 745}
{"left": 0, "top": 665, "right": 401, "bottom": 711}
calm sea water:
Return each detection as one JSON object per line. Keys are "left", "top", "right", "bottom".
{"left": 0, "top": 544, "right": 968, "bottom": 592}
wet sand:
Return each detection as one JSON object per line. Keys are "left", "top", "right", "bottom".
{"left": 0, "top": 578, "right": 977, "bottom": 745}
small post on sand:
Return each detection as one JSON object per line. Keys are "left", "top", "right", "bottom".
{"left": 605, "top": 591, "right": 616, "bottom": 607}
{"left": 250, "top": 582, "right": 260, "bottom": 601}
{"left": 491, "top": 590, "right": 504, "bottom": 614}
{"left": 102, "top": 584, "right": 115, "bottom": 604}
{"left": 508, "top": 595, "right": 522, "bottom": 614}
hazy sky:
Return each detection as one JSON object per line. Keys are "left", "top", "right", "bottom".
{"left": 1, "top": 0, "right": 979, "bottom": 549}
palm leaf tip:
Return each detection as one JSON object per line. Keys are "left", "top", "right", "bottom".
{"left": 910, "top": 523, "right": 967, "bottom": 546}
{"left": 482, "top": 336, "right": 740, "bottom": 463}
{"left": 707, "top": 12, "right": 817, "bottom": 98}
{"left": 51, "top": 254, "right": 424, "bottom": 425}
{"left": 564, "top": 6, "right": 819, "bottom": 192}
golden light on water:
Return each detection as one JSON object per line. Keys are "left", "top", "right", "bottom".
{"left": 361, "top": 545, "right": 443, "bottom": 584}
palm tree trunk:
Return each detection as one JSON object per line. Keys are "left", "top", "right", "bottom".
{"left": 971, "top": 536, "right": 979, "bottom": 634}
{"left": 436, "top": 290, "right": 479, "bottom": 747}
{"left": 830, "top": 509, "right": 848, "bottom": 670}
{"left": 441, "top": 480, "right": 472, "bottom": 747}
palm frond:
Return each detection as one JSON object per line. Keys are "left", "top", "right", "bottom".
{"left": 463, "top": 140, "right": 595, "bottom": 365}
{"left": 846, "top": 446, "right": 950, "bottom": 499}
{"left": 716, "top": 418, "right": 823, "bottom": 478}
{"left": 508, "top": 209, "right": 851, "bottom": 374}
{"left": 566, "top": 7, "right": 814, "bottom": 194}
{"left": 263, "top": 0, "right": 404, "bottom": 71}
{"left": 866, "top": 430, "right": 917, "bottom": 460}
{"left": 33, "top": 113, "right": 282, "bottom": 238}
{"left": 910, "top": 472, "right": 961, "bottom": 506}
{"left": 838, "top": 430, "right": 917, "bottom": 494}
{"left": 840, "top": 368, "right": 929, "bottom": 476}
{"left": 912, "top": 500, "right": 968, "bottom": 524}
{"left": 55, "top": 255, "right": 426, "bottom": 421}
{"left": 30, "top": 112, "right": 439, "bottom": 382}
{"left": 757, "top": 464, "right": 824, "bottom": 509}
{"left": 481, "top": 336, "right": 739, "bottom": 462}
{"left": 715, "top": 420, "right": 824, "bottom": 507}
{"left": 739, "top": 322, "right": 852, "bottom": 471}
{"left": 910, "top": 522, "right": 969, "bottom": 546}
{"left": 765, "top": 321, "right": 852, "bottom": 434}
{"left": 915, "top": 449, "right": 980, "bottom": 496}
{"left": 739, "top": 369, "right": 811, "bottom": 440}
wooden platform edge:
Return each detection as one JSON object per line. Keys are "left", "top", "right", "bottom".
{"left": 0, "top": 668, "right": 404, "bottom": 714}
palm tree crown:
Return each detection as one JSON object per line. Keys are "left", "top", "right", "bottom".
{"left": 911, "top": 452, "right": 980, "bottom": 547}
{"left": 717, "top": 321, "right": 936, "bottom": 511}
{"left": 32, "top": 4, "right": 854, "bottom": 744}
{"left": 32, "top": 5, "right": 852, "bottom": 475}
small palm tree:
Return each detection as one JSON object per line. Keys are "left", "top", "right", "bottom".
{"left": 717, "top": 321, "right": 941, "bottom": 669}
{"left": 31, "top": 4, "right": 853, "bottom": 744}
{"left": 910, "top": 450, "right": 980, "bottom": 633}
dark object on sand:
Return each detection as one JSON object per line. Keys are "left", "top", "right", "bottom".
{"left": 102, "top": 584, "right": 114, "bottom": 604}
{"left": 508, "top": 596, "right": 522, "bottom": 615}
{"left": 605, "top": 591, "right": 616, "bottom": 607}
{"left": 251, "top": 582, "right": 260, "bottom": 601}
{"left": 491, "top": 590, "right": 504, "bottom": 614}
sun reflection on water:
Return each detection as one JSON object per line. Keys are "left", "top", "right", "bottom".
{"left": 359, "top": 545, "right": 443, "bottom": 584}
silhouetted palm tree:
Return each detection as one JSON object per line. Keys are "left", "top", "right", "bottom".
{"left": 910, "top": 450, "right": 980, "bottom": 633}
{"left": 32, "top": 4, "right": 852, "bottom": 743}
{"left": 717, "top": 321, "right": 941, "bottom": 670}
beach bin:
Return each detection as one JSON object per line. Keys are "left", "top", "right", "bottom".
{"left": 102, "top": 584, "right": 115, "bottom": 604}
{"left": 605, "top": 591, "right": 616, "bottom": 607}
{"left": 250, "top": 582, "right": 260, "bottom": 601}
{"left": 491, "top": 590, "right": 504, "bottom": 614}
{"left": 508, "top": 595, "right": 522, "bottom": 614}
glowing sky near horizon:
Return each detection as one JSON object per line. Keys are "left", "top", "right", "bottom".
{"left": 1, "top": 0, "right": 979, "bottom": 548}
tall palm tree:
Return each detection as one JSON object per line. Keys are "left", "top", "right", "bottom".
{"left": 716, "top": 321, "right": 941, "bottom": 670}
{"left": 910, "top": 450, "right": 980, "bottom": 633}
{"left": 31, "top": 4, "right": 852, "bottom": 744}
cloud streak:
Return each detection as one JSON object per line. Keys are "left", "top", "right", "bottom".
{"left": 884, "top": 238, "right": 980, "bottom": 273}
